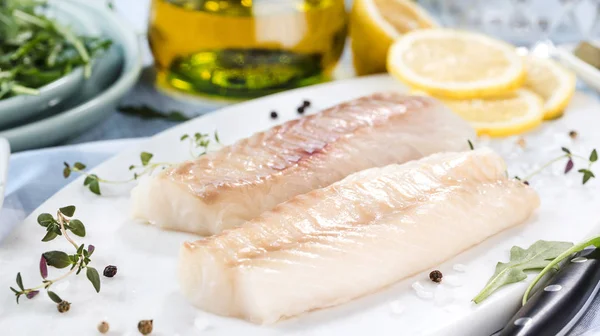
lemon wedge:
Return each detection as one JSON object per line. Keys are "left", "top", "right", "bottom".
{"left": 387, "top": 29, "right": 526, "bottom": 99}
{"left": 350, "top": 0, "right": 437, "bottom": 76}
{"left": 435, "top": 89, "right": 545, "bottom": 137}
{"left": 524, "top": 56, "right": 576, "bottom": 120}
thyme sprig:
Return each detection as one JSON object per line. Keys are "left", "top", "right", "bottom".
{"left": 9, "top": 206, "right": 100, "bottom": 306}
{"left": 516, "top": 147, "right": 597, "bottom": 185}
{"left": 63, "top": 131, "right": 222, "bottom": 195}
{"left": 180, "top": 130, "right": 221, "bottom": 157}
{"left": 63, "top": 152, "right": 169, "bottom": 195}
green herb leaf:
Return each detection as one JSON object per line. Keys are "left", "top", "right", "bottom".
{"left": 83, "top": 175, "right": 96, "bottom": 186}
{"left": 47, "top": 291, "right": 62, "bottom": 303}
{"left": 63, "top": 167, "right": 71, "bottom": 178}
{"left": 68, "top": 220, "right": 86, "bottom": 237}
{"left": 467, "top": 140, "right": 474, "bottom": 150}
{"left": 473, "top": 240, "right": 573, "bottom": 304}
{"left": 41, "top": 230, "right": 58, "bottom": 242}
{"left": 42, "top": 251, "right": 72, "bottom": 269}
{"left": 180, "top": 134, "right": 189, "bottom": 141}
{"left": 74, "top": 162, "right": 86, "bottom": 170}
{"left": 523, "top": 236, "right": 600, "bottom": 304}
{"left": 10, "top": 287, "right": 19, "bottom": 294}
{"left": 85, "top": 176, "right": 101, "bottom": 195}
{"left": 128, "top": 165, "right": 135, "bottom": 170}
{"left": 140, "top": 152, "right": 153, "bottom": 166}
{"left": 86, "top": 267, "right": 101, "bottom": 293}
{"left": 59, "top": 206, "right": 76, "bottom": 217}
{"left": 118, "top": 105, "right": 189, "bottom": 121}
{"left": 37, "top": 213, "right": 54, "bottom": 227}
{"left": 561, "top": 147, "right": 571, "bottom": 154}
{"left": 16, "top": 273, "right": 24, "bottom": 291}
{"left": 214, "top": 131, "right": 220, "bottom": 144}
{"left": 590, "top": 149, "right": 598, "bottom": 162}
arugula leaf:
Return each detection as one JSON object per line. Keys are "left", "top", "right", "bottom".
{"left": 473, "top": 240, "right": 573, "bottom": 304}
{"left": 523, "top": 236, "right": 600, "bottom": 304}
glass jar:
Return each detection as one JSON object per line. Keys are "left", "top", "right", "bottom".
{"left": 148, "top": 0, "right": 348, "bottom": 99}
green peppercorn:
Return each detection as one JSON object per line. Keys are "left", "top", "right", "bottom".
{"left": 138, "top": 319, "right": 153, "bottom": 335}
{"left": 57, "top": 300, "right": 70, "bottom": 313}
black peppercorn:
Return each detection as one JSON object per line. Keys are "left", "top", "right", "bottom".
{"left": 103, "top": 265, "right": 117, "bottom": 278}
{"left": 270, "top": 111, "right": 278, "bottom": 119}
{"left": 569, "top": 130, "right": 578, "bottom": 139}
{"left": 429, "top": 270, "right": 443, "bottom": 283}
{"left": 57, "top": 300, "right": 71, "bottom": 313}
{"left": 302, "top": 100, "right": 311, "bottom": 107}
{"left": 138, "top": 320, "right": 153, "bottom": 335}
{"left": 523, "top": 181, "right": 530, "bottom": 185}
{"left": 297, "top": 106, "right": 305, "bottom": 114}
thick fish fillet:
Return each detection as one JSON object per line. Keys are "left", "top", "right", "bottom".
{"left": 131, "top": 93, "right": 474, "bottom": 235}
{"left": 178, "top": 149, "right": 540, "bottom": 324}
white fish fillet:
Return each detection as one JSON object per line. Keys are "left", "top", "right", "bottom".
{"left": 178, "top": 149, "right": 540, "bottom": 324}
{"left": 131, "top": 93, "right": 474, "bottom": 235}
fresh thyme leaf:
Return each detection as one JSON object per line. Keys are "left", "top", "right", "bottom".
{"left": 565, "top": 159, "right": 574, "bottom": 174}
{"left": 42, "top": 251, "right": 72, "bottom": 269}
{"left": 88, "top": 179, "right": 101, "bottom": 195}
{"left": 59, "top": 205, "right": 76, "bottom": 217}
{"left": 118, "top": 105, "right": 190, "bottom": 121}
{"left": 180, "top": 134, "right": 189, "bottom": 141}
{"left": 41, "top": 230, "right": 58, "bottom": 242}
{"left": 63, "top": 167, "right": 71, "bottom": 178}
{"left": 37, "top": 213, "right": 54, "bottom": 227}
{"left": 74, "top": 162, "right": 86, "bottom": 170}
{"left": 140, "top": 152, "right": 153, "bottom": 166}
{"left": 590, "top": 149, "right": 598, "bottom": 162}
{"left": 69, "top": 220, "right": 85, "bottom": 237}
{"left": 473, "top": 240, "right": 573, "bottom": 304}
{"left": 47, "top": 291, "right": 62, "bottom": 303}
{"left": 16, "top": 273, "right": 24, "bottom": 291}
{"left": 39, "top": 255, "right": 48, "bottom": 279}
{"left": 561, "top": 147, "right": 571, "bottom": 154}
{"left": 467, "top": 139, "right": 474, "bottom": 150}
{"left": 214, "top": 131, "right": 221, "bottom": 144}
{"left": 86, "top": 267, "right": 101, "bottom": 293}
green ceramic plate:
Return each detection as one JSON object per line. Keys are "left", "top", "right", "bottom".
{"left": 0, "top": 0, "right": 142, "bottom": 152}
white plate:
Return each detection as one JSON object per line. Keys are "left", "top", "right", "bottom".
{"left": 1, "top": 75, "right": 600, "bottom": 336}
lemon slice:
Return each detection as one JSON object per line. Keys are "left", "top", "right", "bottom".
{"left": 350, "top": 0, "right": 437, "bottom": 76}
{"left": 437, "top": 89, "right": 544, "bottom": 137}
{"left": 387, "top": 29, "right": 526, "bottom": 99}
{"left": 524, "top": 56, "right": 576, "bottom": 120}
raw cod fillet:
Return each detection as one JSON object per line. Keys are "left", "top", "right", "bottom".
{"left": 178, "top": 149, "right": 540, "bottom": 324}
{"left": 131, "top": 93, "right": 474, "bottom": 235}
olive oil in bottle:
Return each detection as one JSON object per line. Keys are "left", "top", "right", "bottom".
{"left": 149, "top": 0, "right": 347, "bottom": 98}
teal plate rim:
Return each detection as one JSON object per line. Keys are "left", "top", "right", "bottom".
{"left": 0, "top": 0, "right": 143, "bottom": 152}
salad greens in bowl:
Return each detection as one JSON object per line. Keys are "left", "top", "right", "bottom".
{"left": 0, "top": 0, "right": 112, "bottom": 127}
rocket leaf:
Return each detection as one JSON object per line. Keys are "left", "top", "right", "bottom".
{"left": 522, "top": 236, "right": 600, "bottom": 305}
{"left": 473, "top": 240, "right": 573, "bottom": 304}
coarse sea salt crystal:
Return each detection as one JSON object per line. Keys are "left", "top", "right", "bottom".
{"left": 194, "top": 316, "right": 211, "bottom": 331}
{"left": 55, "top": 280, "right": 70, "bottom": 291}
{"left": 443, "top": 275, "right": 463, "bottom": 287}
{"left": 452, "top": 264, "right": 467, "bottom": 272}
{"left": 389, "top": 300, "right": 405, "bottom": 316}
{"left": 415, "top": 290, "right": 434, "bottom": 300}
